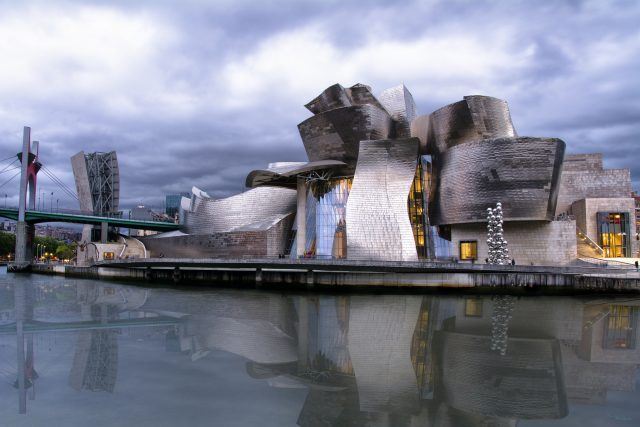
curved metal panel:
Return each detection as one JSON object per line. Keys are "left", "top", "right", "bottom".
{"left": 378, "top": 84, "right": 417, "bottom": 138}
{"left": 298, "top": 104, "right": 392, "bottom": 167}
{"left": 346, "top": 138, "right": 419, "bottom": 261}
{"left": 245, "top": 160, "right": 347, "bottom": 188}
{"left": 428, "top": 96, "right": 517, "bottom": 154}
{"left": 304, "top": 83, "right": 386, "bottom": 115}
{"left": 410, "top": 114, "right": 430, "bottom": 155}
{"left": 304, "top": 83, "right": 352, "bottom": 114}
{"left": 431, "top": 137, "right": 565, "bottom": 225}
{"left": 182, "top": 186, "right": 296, "bottom": 235}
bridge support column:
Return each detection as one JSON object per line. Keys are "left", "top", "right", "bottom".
{"left": 101, "top": 222, "right": 108, "bottom": 243}
{"left": 12, "top": 222, "right": 34, "bottom": 271}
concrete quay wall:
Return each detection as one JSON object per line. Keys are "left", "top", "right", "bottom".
{"left": 28, "top": 261, "right": 640, "bottom": 294}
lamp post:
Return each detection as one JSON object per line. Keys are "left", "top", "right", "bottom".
{"left": 50, "top": 192, "right": 53, "bottom": 212}
{"left": 4, "top": 194, "right": 6, "bottom": 208}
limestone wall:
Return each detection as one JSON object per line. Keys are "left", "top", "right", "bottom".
{"left": 451, "top": 220, "right": 577, "bottom": 265}
{"left": 556, "top": 154, "right": 632, "bottom": 214}
{"left": 571, "top": 198, "right": 638, "bottom": 257}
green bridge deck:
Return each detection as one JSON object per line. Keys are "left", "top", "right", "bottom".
{"left": 0, "top": 208, "right": 181, "bottom": 231}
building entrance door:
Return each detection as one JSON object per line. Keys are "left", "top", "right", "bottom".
{"left": 597, "top": 212, "right": 630, "bottom": 257}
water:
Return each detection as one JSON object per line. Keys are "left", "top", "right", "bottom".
{"left": 1, "top": 269, "right": 639, "bottom": 426}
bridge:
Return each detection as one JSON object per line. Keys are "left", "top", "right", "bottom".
{"left": 0, "top": 207, "right": 180, "bottom": 231}
{"left": 2, "top": 126, "right": 180, "bottom": 270}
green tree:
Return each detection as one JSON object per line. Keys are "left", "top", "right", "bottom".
{"left": 0, "top": 231, "right": 15, "bottom": 257}
{"left": 55, "top": 242, "right": 76, "bottom": 261}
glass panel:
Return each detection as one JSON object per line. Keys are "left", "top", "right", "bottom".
{"left": 604, "top": 305, "right": 638, "bottom": 349}
{"left": 598, "top": 212, "right": 630, "bottom": 257}
{"left": 460, "top": 241, "right": 477, "bottom": 260}
{"left": 465, "top": 298, "right": 483, "bottom": 317}
{"left": 408, "top": 160, "right": 429, "bottom": 259}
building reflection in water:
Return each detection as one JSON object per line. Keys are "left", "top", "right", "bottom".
{"left": 2, "top": 278, "right": 639, "bottom": 425}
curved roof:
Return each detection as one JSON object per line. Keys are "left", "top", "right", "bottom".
{"left": 245, "top": 159, "right": 348, "bottom": 188}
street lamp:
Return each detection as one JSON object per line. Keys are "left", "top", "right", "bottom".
{"left": 50, "top": 192, "right": 53, "bottom": 212}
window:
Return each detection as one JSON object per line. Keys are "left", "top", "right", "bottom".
{"left": 604, "top": 305, "right": 638, "bottom": 349}
{"left": 597, "top": 212, "right": 630, "bottom": 257}
{"left": 459, "top": 241, "right": 478, "bottom": 261}
{"left": 103, "top": 252, "right": 115, "bottom": 260}
{"left": 408, "top": 160, "right": 429, "bottom": 259}
{"left": 465, "top": 298, "right": 483, "bottom": 317}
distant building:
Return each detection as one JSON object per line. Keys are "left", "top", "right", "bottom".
{"left": 71, "top": 150, "right": 120, "bottom": 245}
{"left": 165, "top": 193, "right": 189, "bottom": 219}
{"left": 70, "top": 151, "right": 120, "bottom": 216}
{"left": 633, "top": 191, "right": 640, "bottom": 243}
{"left": 131, "top": 205, "right": 159, "bottom": 237}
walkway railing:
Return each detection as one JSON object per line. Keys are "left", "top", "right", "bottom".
{"left": 576, "top": 225, "right": 605, "bottom": 256}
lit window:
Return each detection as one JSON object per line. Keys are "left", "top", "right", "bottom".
{"left": 465, "top": 299, "right": 483, "bottom": 317}
{"left": 604, "top": 305, "right": 638, "bottom": 349}
{"left": 460, "top": 241, "right": 477, "bottom": 261}
{"left": 103, "top": 252, "right": 115, "bottom": 260}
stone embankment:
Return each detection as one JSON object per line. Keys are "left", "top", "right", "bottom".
{"left": 26, "top": 258, "right": 640, "bottom": 294}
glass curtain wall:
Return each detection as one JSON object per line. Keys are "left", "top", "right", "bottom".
{"left": 291, "top": 178, "right": 352, "bottom": 259}
{"left": 413, "top": 156, "right": 452, "bottom": 259}
{"left": 597, "top": 212, "right": 631, "bottom": 257}
{"left": 408, "top": 160, "right": 429, "bottom": 258}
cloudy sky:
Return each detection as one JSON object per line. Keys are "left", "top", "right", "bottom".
{"left": 0, "top": 0, "right": 638, "bottom": 210}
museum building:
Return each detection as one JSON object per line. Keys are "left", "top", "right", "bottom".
{"left": 142, "top": 83, "right": 638, "bottom": 265}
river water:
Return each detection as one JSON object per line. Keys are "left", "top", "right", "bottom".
{"left": 0, "top": 269, "right": 639, "bottom": 426}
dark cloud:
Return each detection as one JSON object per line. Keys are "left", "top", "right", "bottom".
{"left": 0, "top": 0, "right": 638, "bottom": 211}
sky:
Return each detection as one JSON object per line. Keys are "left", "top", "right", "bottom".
{"left": 0, "top": 0, "right": 638, "bottom": 210}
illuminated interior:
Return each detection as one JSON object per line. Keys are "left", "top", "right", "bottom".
{"left": 598, "top": 212, "right": 630, "bottom": 257}
{"left": 459, "top": 240, "right": 478, "bottom": 261}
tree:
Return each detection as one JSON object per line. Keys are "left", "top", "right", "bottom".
{"left": 0, "top": 231, "right": 15, "bottom": 257}
{"left": 55, "top": 242, "right": 76, "bottom": 261}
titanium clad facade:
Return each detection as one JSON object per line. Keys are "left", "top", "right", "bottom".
{"left": 428, "top": 96, "right": 517, "bottom": 155}
{"left": 378, "top": 84, "right": 417, "bottom": 138}
{"left": 432, "top": 137, "right": 565, "bottom": 225}
{"left": 346, "top": 138, "right": 419, "bottom": 261}
{"left": 182, "top": 186, "right": 296, "bottom": 235}
{"left": 298, "top": 104, "right": 392, "bottom": 167}
{"left": 304, "top": 83, "right": 386, "bottom": 114}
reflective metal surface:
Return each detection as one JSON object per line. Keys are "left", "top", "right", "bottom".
{"left": 378, "top": 84, "right": 417, "bottom": 138}
{"left": 346, "top": 138, "right": 419, "bottom": 261}
{"left": 304, "top": 83, "right": 386, "bottom": 115}
{"left": 3, "top": 273, "right": 640, "bottom": 426}
{"left": 431, "top": 136, "right": 565, "bottom": 225}
{"left": 298, "top": 104, "right": 392, "bottom": 168}
{"left": 182, "top": 186, "right": 296, "bottom": 235}
{"left": 428, "top": 95, "right": 518, "bottom": 155}
{"left": 245, "top": 160, "right": 348, "bottom": 188}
